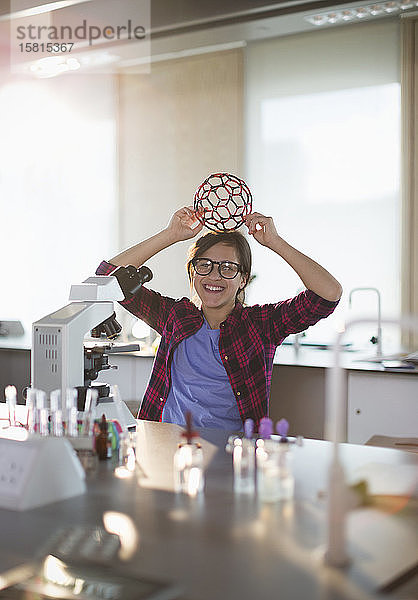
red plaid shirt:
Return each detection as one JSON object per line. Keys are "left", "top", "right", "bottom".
{"left": 97, "top": 261, "right": 339, "bottom": 424}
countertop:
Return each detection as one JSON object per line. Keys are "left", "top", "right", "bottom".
{"left": 0, "top": 333, "right": 32, "bottom": 351}
{"left": 0, "top": 422, "right": 417, "bottom": 600}
{"left": 274, "top": 343, "right": 418, "bottom": 373}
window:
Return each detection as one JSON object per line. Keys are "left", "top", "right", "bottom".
{"left": 245, "top": 21, "right": 401, "bottom": 349}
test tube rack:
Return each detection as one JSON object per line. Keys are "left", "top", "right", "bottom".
{"left": 0, "top": 433, "right": 86, "bottom": 511}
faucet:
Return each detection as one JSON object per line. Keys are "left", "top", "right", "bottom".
{"left": 348, "top": 287, "right": 382, "bottom": 357}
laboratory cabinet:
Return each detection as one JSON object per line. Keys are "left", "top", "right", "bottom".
{"left": 347, "top": 371, "right": 418, "bottom": 444}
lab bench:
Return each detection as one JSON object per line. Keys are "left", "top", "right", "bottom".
{"left": 92, "top": 346, "right": 417, "bottom": 443}
{"left": 1, "top": 341, "right": 417, "bottom": 444}
{"left": 0, "top": 421, "right": 416, "bottom": 600}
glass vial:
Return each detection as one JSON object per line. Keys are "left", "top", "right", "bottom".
{"left": 233, "top": 438, "right": 255, "bottom": 494}
{"left": 257, "top": 439, "right": 294, "bottom": 502}
{"left": 173, "top": 442, "right": 204, "bottom": 497}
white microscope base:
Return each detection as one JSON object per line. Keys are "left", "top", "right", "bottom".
{"left": 93, "top": 398, "right": 137, "bottom": 430}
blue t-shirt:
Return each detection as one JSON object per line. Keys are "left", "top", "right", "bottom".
{"left": 161, "top": 319, "right": 242, "bottom": 430}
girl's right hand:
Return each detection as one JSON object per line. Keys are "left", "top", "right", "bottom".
{"left": 166, "top": 206, "right": 204, "bottom": 242}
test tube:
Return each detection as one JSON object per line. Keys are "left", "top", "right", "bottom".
{"left": 81, "top": 388, "right": 97, "bottom": 436}
{"left": 50, "top": 389, "right": 63, "bottom": 437}
{"left": 26, "top": 388, "right": 37, "bottom": 434}
{"left": 66, "top": 388, "right": 78, "bottom": 437}
{"left": 5, "top": 385, "right": 17, "bottom": 427}
{"left": 36, "top": 390, "right": 48, "bottom": 436}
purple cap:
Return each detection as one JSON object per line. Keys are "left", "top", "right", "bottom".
{"left": 276, "top": 418, "right": 289, "bottom": 438}
{"left": 244, "top": 418, "right": 254, "bottom": 439}
{"left": 258, "top": 417, "right": 273, "bottom": 439}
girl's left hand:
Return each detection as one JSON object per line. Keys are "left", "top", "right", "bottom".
{"left": 244, "top": 212, "right": 280, "bottom": 247}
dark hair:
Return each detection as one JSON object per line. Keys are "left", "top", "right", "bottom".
{"left": 187, "top": 231, "right": 252, "bottom": 304}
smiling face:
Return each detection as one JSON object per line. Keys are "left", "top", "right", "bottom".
{"left": 192, "top": 242, "right": 247, "bottom": 312}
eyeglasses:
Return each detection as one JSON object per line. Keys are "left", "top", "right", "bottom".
{"left": 192, "top": 257, "right": 241, "bottom": 279}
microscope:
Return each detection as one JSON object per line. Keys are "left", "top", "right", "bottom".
{"left": 31, "top": 265, "right": 153, "bottom": 430}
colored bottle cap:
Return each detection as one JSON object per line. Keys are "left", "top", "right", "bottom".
{"left": 276, "top": 418, "right": 289, "bottom": 440}
{"left": 258, "top": 417, "right": 273, "bottom": 439}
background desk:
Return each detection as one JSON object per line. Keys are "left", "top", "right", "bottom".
{"left": 1, "top": 341, "right": 417, "bottom": 443}
{"left": 0, "top": 422, "right": 416, "bottom": 600}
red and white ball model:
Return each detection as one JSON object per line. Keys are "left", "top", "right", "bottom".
{"left": 194, "top": 173, "right": 253, "bottom": 232}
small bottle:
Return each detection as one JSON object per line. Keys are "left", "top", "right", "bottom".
{"left": 233, "top": 418, "right": 255, "bottom": 494}
{"left": 173, "top": 412, "right": 204, "bottom": 496}
{"left": 256, "top": 416, "right": 274, "bottom": 500}
{"left": 256, "top": 418, "right": 295, "bottom": 502}
{"left": 119, "top": 432, "right": 136, "bottom": 471}
{"left": 96, "top": 414, "right": 108, "bottom": 461}
{"left": 257, "top": 438, "right": 280, "bottom": 502}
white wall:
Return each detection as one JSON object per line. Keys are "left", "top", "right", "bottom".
{"left": 0, "top": 74, "right": 118, "bottom": 334}
{"left": 117, "top": 49, "right": 243, "bottom": 303}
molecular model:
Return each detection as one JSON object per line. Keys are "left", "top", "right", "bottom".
{"left": 194, "top": 173, "right": 253, "bottom": 232}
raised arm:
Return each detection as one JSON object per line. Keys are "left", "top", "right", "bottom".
{"left": 245, "top": 213, "right": 342, "bottom": 302}
{"left": 110, "top": 206, "right": 204, "bottom": 267}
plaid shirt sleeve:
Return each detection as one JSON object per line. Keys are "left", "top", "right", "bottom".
{"left": 250, "top": 289, "right": 340, "bottom": 346}
{"left": 95, "top": 260, "right": 176, "bottom": 334}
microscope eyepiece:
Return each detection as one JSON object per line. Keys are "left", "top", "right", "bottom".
{"left": 111, "top": 265, "right": 153, "bottom": 299}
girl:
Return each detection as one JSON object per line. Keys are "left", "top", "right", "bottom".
{"left": 96, "top": 207, "right": 342, "bottom": 430}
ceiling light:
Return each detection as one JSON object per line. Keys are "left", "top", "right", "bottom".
{"left": 355, "top": 7, "right": 370, "bottom": 17}
{"left": 383, "top": 1, "right": 400, "bottom": 11}
{"left": 29, "top": 56, "right": 80, "bottom": 78}
{"left": 305, "top": 1, "right": 417, "bottom": 27}
{"left": 341, "top": 9, "right": 356, "bottom": 20}
{"left": 327, "top": 12, "right": 341, "bottom": 23}
{"left": 369, "top": 4, "right": 385, "bottom": 15}
{"left": 310, "top": 14, "right": 328, "bottom": 26}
